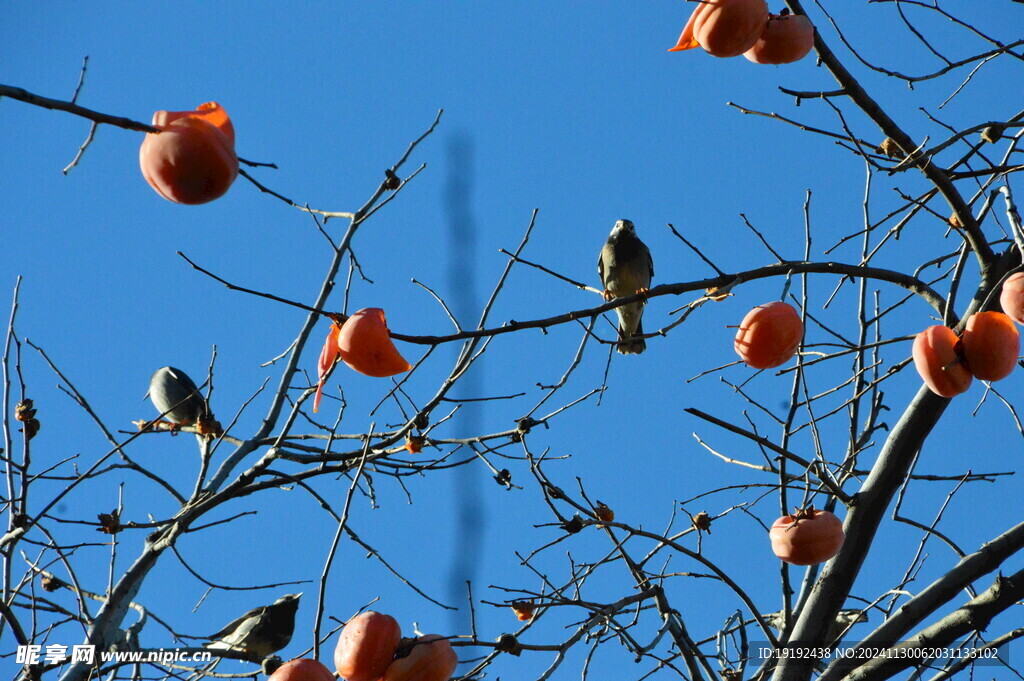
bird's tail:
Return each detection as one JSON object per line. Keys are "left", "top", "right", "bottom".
{"left": 617, "top": 320, "right": 646, "bottom": 355}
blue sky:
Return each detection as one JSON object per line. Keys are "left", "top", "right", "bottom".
{"left": 4, "top": 3, "right": 1024, "bottom": 679}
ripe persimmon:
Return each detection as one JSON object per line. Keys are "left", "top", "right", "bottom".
{"left": 744, "top": 12, "right": 814, "bottom": 64}
{"left": 156, "top": 101, "right": 235, "bottom": 145}
{"left": 334, "top": 611, "right": 402, "bottom": 681}
{"left": 1000, "top": 272, "right": 1024, "bottom": 325}
{"left": 139, "top": 102, "right": 238, "bottom": 205}
{"left": 912, "top": 325, "right": 972, "bottom": 397}
{"left": 337, "top": 308, "right": 412, "bottom": 378}
{"left": 383, "top": 636, "right": 458, "bottom": 681}
{"left": 670, "top": 0, "right": 769, "bottom": 58}
{"left": 961, "top": 311, "right": 1020, "bottom": 382}
{"left": 268, "top": 659, "right": 334, "bottom": 681}
{"left": 313, "top": 323, "right": 342, "bottom": 413}
{"left": 769, "top": 508, "right": 844, "bottom": 566}
{"left": 733, "top": 301, "right": 803, "bottom": 369}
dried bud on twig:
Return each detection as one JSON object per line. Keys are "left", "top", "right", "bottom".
{"left": 22, "top": 420, "right": 40, "bottom": 440}
{"left": 15, "top": 399, "right": 36, "bottom": 422}
{"left": 404, "top": 434, "right": 425, "bottom": 454}
{"left": 692, "top": 511, "right": 712, "bottom": 533}
{"left": 511, "top": 601, "right": 535, "bottom": 621}
{"left": 877, "top": 137, "right": 905, "bottom": 159}
{"left": 15, "top": 399, "right": 40, "bottom": 441}
{"left": 41, "top": 574, "right": 65, "bottom": 592}
{"left": 705, "top": 286, "right": 731, "bottom": 302}
{"left": 561, "top": 515, "right": 584, "bottom": 534}
{"left": 262, "top": 656, "right": 284, "bottom": 676}
{"left": 515, "top": 416, "right": 541, "bottom": 437}
{"left": 496, "top": 633, "right": 523, "bottom": 655}
{"left": 981, "top": 123, "right": 1005, "bottom": 145}
{"left": 97, "top": 509, "right": 122, "bottom": 535}
{"left": 195, "top": 412, "right": 223, "bottom": 438}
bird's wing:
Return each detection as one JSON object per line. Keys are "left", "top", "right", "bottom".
{"left": 208, "top": 605, "right": 266, "bottom": 641}
{"left": 642, "top": 241, "right": 654, "bottom": 280}
{"left": 597, "top": 244, "right": 607, "bottom": 283}
{"left": 167, "top": 368, "right": 201, "bottom": 396}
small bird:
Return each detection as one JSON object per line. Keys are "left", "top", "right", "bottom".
{"left": 205, "top": 593, "right": 302, "bottom": 660}
{"left": 598, "top": 219, "right": 654, "bottom": 354}
{"left": 147, "top": 366, "right": 207, "bottom": 425}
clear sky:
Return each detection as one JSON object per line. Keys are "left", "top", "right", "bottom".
{"left": 4, "top": 3, "right": 1024, "bottom": 680}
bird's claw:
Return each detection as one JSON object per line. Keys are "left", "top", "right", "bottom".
{"left": 138, "top": 419, "right": 188, "bottom": 435}
{"left": 602, "top": 289, "right": 615, "bottom": 302}
{"left": 635, "top": 287, "right": 650, "bottom": 300}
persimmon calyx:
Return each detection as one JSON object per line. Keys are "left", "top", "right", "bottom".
{"left": 789, "top": 506, "right": 818, "bottom": 522}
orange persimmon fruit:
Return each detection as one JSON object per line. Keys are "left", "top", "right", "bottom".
{"left": 155, "top": 101, "right": 235, "bottom": 145}
{"left": 313, "top": 323, "right": 342, "bottom": 413}
{"left": 334, "top": 611, "right": 402, "bottom": 681}
{"left": 337, "top": 308, "right": 412, "bottom": 378}
{"left": 769, "top": 508, "right": 844, "bottom": 566}
{"left": 383, "top": 635, "right": 458, "bottom": 681}
{"left": 744, "top": 11, "right": 814, "bottom": 64}
{"left": 670, "top": 0, "right": 770, "bottom": 58}
{"left": 999, "top": 272, "right": 1024, "bottom": 325}
{"left": 139, "top": 102, "right": 238, "bottom": 205}
{"left": 912, "top": 325, "right": 972, "bottom": 397}
{"left": 734, "top": 301, "right": 803, "bottom": 369}
{"left": 268, "top": 659, "right": 335, "bottom": 681}
{"left": 961, "top": 311, "right": 1020, "bottom": 382}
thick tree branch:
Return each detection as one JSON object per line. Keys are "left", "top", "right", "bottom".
{"left": 843, "top": 568, "right": 1024, "bottom": 681}
{"left": 783, "top": 2, "right": 996, "bottom": 272}
{"left": 772, "top": 386, "right": 949, "bottom": 681}
{"left": 818, "top": 519, "right": 1024, "bottom": 680}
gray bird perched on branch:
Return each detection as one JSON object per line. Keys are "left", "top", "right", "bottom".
{"left": 147, "top": 366, "right": 206, "bottom": 425}
{"left": 205, "top": 593, "right": 302, "bottom": 660}
{"left": 598, "top": 219, "right": 654, "bottom": 354}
